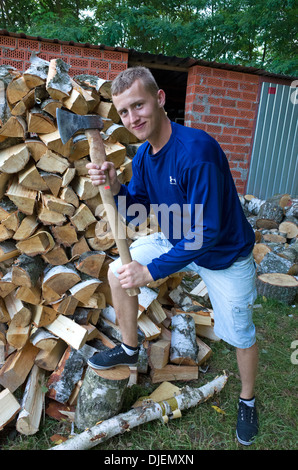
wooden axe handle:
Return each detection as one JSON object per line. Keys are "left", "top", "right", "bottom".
{"left": 85, "top": 128, "right": 140, "bottom": 297}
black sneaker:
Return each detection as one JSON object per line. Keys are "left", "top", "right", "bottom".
{"left": 87, "top": 344, "right": 139, "bottom": 370}
{"left": 236, "top": 400, "right": 258, "bottom": 446}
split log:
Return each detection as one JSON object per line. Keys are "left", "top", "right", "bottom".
{"left": 13, "top": 215, "right": 39, "bottom": 241}
{"left": 31, "top": 304, "right": 60, "bottom": 328}
{"left": 45, "top": 314, "right": 88, "bottom": 350}
{"left": 12, "top": 253, "right": 44, "bottom": 288}
{"left": 30, "top": 328, "right": 58, "bottom": 351}
{"left": 0, "top": 388, "right": 21, "bottom": 430}
{"left": 4, "top": 291, "right": 32, "bottom": 327}
{"left": 46, "top": 59, "right": 72, "bottom": 101}
{"left": 27, "top": 106, "right": 56, "bottom": 133}
{"left": 256, "top": 273, "right": 298, "bottom": 304}
{"left": 170, "top": 313, "right": 199, "bottom": 365}
{"left": 47, "top": 346, "right": 87, "bottom": 404}
{"left": 74, "top": 250, "right": 106, "bottom": 278}
{"left": 6, "top": 323, "right": 31, "bottom": 349}
{"left": 6, "top": 76, "right": 31, "bottom": 105}
{"left": 16, "top": 230, "right": 55, "bottom": 256}
{"left": 75, "top": 364, "right": 131, "bottom": 431}
{"left": 0, "top": 241, "right": 20, "bottom": 263}
{"left": 103, "top": 123, "right": 138, "bottom": 144}
{"left": 36, "top": 150, "right": 70, "bottom": 174}
{"left": 0, "top": 143, "right": 30, "bottom": 173}
{"left": 253, "top": 243, "right": 271, "bottom": 264}
{"left": 6, "top": 180, "right": 37, "bottom": 215}
{"left": 16, "top": 365, "right": 46, "bottom": 435}
{"left": 50, "top": 373, "right": 228, "bottom": 450}
{"left": 0, "top": 341, "right": 39, "bottom": 392}
{"left": 34, "top": 339, "right": 67, "bottom": 371}
{"left": 16, "top": 284, "right": 41, "bottom": 305}
{"left": 0, "top": 115, "right": 27, "bottom": 138}
{"left": 18, "top": 162, "right": 49, "bottom": 191}
{"left": 23, "top": 54, "right": 49, "bottom": 88}
{"left": 42, "top": 264, "right": 81, "bottom": 299}
{"left": 148, "top": 339, "right": 170, "bottom": 369}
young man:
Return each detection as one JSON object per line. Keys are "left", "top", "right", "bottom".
{"left": 86, "top": 67, "right": 259, "bottom": 446}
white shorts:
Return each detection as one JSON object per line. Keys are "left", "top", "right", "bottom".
{"left": 109, "top": 233, "right": 257, "bottom": 349}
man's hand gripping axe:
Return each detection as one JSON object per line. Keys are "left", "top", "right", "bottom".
{"left": 56, "top": 108, "right": 140, "bottom": 297}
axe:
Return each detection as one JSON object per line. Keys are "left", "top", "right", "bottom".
{"left": 56, "top": 108, "right": 140, "bottom": 297}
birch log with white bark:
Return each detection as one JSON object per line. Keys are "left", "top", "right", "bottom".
{"left": 49, "top": 373, "right": 228, "bottom": 450}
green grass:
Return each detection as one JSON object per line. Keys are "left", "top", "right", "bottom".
{"left": 1, "top": 296, "right": 297, "bottom": 451}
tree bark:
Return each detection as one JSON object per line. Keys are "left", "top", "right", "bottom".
{"left": 50, "top": 373, "right": 228, "bottom": 450}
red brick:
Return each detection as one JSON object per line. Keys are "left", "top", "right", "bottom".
{"left": 239, "top": 82, "right": 258, "bottom": 92}
{"left": 190, "top": 65, "right": 212, "bottom": 77}
{"left": 221, "top": 144, "right": 235, "bottom": 153}
{"left": 202, "top": 115, "right": 219, "bottom": 124}
{"left": 219, "top": 116, "right": 235, "bottom": 126}
{"left": 102, "top": 50, "right": 123, "bottom": 61}
{"left": 232, "top": 135, "right": 250, "bottom": 144}
{"left": 18, "top": 38, "right": 40, "bottom": 51}
{"left": 0, "top": 36, "right": 16, "bottom": 47}
{"left": 69, "top": 57, "right": 89, "bottom": 68}
{"left": 81, "top": 48, "right": 102, "bottom": 58}
{"left": 242, "top": 91, "right": 258, "bottom": 101}
{"left": 1, "top": 59, "right": 24, "bottom": 70}
{"left": 237, "top": 100, "right": 253, "bottom": 110}
{"left": 237, "top": 128, "right": 253, "bottom": 137}
{"left": 41, "top": 42, "right": 61, "bottom": 53}
{"left": 223, "top": 127, "right": 237, "bottom": 135}
{"left": 62, "top": 45, "right": 82, "bottom": 56}
{"left": 219, "top": 134, "right": 233, "bottom": 143}
{"left": 205, "top": 124, "right": 223, "bottom": 134}
{"left": 226, "top": 89, "right": 242, "bottom": 99}
{"left": 223, "top": 108, "right": 241, "bottom": 117}
{"left": 223, "top": 80, "right": 239, "bottom": 90}
{"left": 231, "top": 170, "right": 242, "bottom": 179}
{"left": 238, "top": 109, "right": 255, "bottom": 120}
{"left": 193, "top": 104, "right": 206, "bottom": 113}
{"left": 203, "top": 77, "right": 223, "bottom": 88}
{"left": 221, "top": 98, "right": 237, "bottom": 108}
{"left": 235, "top": 118, "right": 254, "bottom": 128}
{"left": 211, "top": 68, "right": 229, "bottom": 79}
{"left": 2, "top": 49, "right": 27, "bottom": 60}
{"left": 188, "top": 122, "right": 208, "bottom": 132}
{"left": 110, "top": 62, "right": 127, "bottom": 72}
{"left": 209, "top": 87, "right": 226, "bottom": 97}
{"left": 233, "top": 144, "right": 250, "bottom": 153}
{"left": 210, "top": 106, "right": 225, "bottom": 115}
{"left": 90, "top": 60, "right": 109, "bottom": 70}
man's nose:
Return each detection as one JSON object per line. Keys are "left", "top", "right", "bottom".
{"left": 128, "top": 108, "right": 139, "bottom": 124}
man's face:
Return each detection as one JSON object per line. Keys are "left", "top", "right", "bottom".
{"left": 112, "top": 79, "right": 165, "bottom": 143}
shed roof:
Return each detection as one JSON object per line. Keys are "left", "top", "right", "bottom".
{"left": 0, "top": 29, "right": 296, "bottom": 81}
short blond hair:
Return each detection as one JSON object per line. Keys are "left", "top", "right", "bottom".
{"left": 111, "top": 66, "right": 159, "bottom": 97}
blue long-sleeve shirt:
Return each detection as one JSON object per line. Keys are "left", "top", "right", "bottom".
{"left": 116, "top": 121, "right": 255, "bottom": 281}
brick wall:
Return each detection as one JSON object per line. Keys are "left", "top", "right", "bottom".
{"left": 185, "top": 65, "right": 259, "bottom": 194}
{"left": 0, "top": 35, "right": 128, "bottom": 80}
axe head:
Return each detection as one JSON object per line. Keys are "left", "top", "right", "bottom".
{"left": 56, "top": 108, "right": 104, "bottom": 145}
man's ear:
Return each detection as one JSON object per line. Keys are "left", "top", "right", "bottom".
{"left": 157, "top": 89, "right": 166, "bottom": 108}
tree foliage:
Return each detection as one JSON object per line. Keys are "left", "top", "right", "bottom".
{"left": 0, "top": 0, "right": 296, "bottom": 76}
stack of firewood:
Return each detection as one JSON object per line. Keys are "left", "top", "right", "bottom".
{"left": 0, "top": 56, "right": 215, "bottom": 436}
{"left": 240, "top": 193, "right": 298, "bottom": 305}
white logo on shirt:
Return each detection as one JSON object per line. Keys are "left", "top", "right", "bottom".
{"left": 169, "top": 176, "right": 177, "bottom": 185}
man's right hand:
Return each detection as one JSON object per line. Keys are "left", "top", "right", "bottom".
{"left": 86, "top": 161, "right": 121, "bottom": 196}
